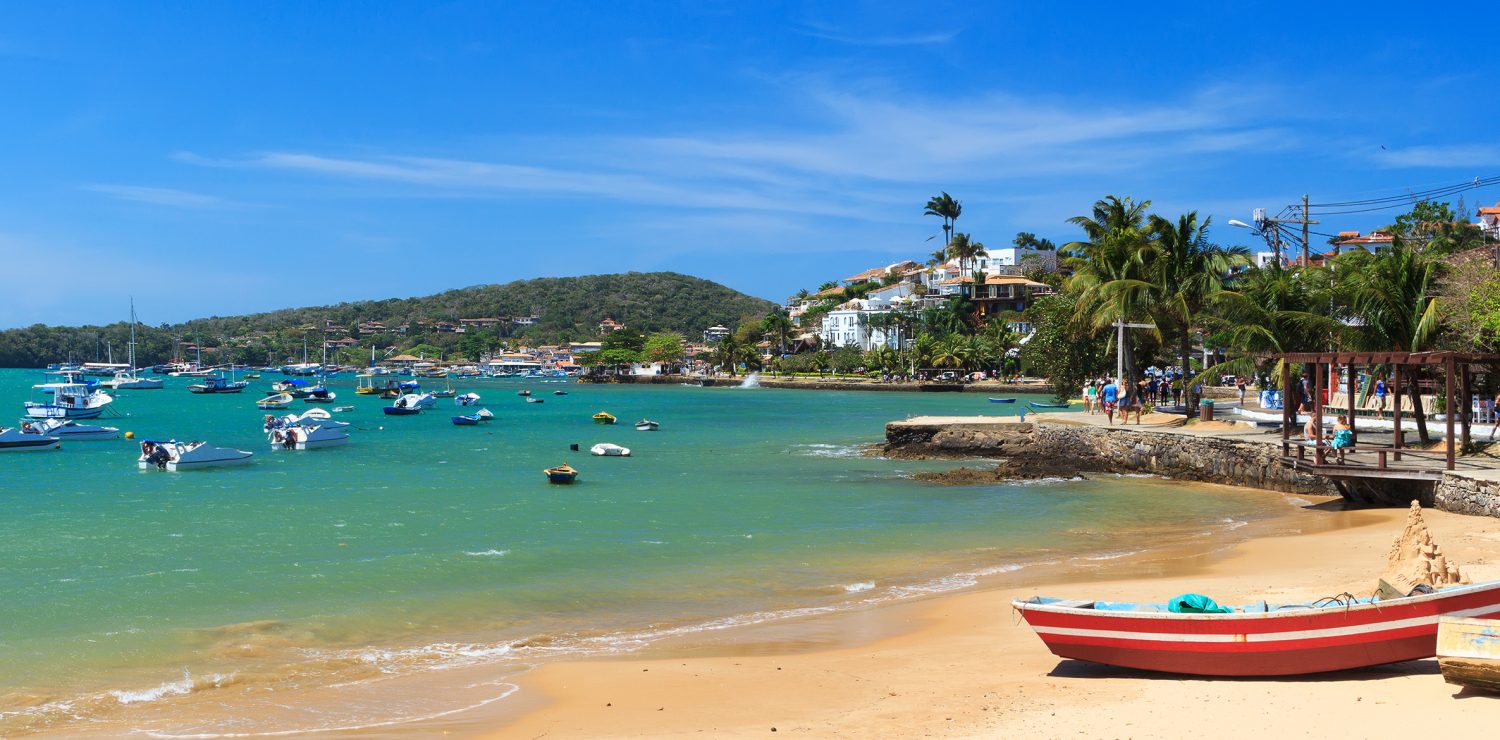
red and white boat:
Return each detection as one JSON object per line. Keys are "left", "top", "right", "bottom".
{"left": 1013, "top": 581, "right": 1500, "bottom": 676}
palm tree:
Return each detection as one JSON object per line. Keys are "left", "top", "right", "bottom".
{"left": 1063, "top": 196, "right": 1154, "bottom": 381}
{"left": 924, "top": 192, "right": 962, "bottom": 250}
{"left": 1202, "top": 261, "right": 1342, "bottom": 392}
{"left": 932, "top": 335, "right": 967, "bottom": 369}
{"left": 1145, "top": 211, "right": 1249, "bottom": 414}
{"left": 1337, "top": 237, "right": 1443, "bottom": 442}
{"left": 713, "top": 335, "right": 745, "bottom": 376}
{"left": 760, "top": 311, "right": 793, "bottom": 355}
{"left": 948, "top": 233, "right": 986, "bottom": 279}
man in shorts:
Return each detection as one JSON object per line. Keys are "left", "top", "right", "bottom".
{"left": 1101, "top": 378, "right": 1119, "bottom": 424}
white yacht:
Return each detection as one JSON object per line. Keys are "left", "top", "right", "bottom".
{"left": 24, "top": 385, "right": 113, "bottom": 419}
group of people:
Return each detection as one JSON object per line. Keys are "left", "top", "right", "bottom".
{"left": 1081, "top": 377, "right": 1145, "bottom": 425}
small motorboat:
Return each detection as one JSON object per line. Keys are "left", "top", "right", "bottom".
{"left": 593, "top": 412, "right": 616, "bottom": 425}
{"left": 268, "top": 424, "right": 349, "bottom": 450}
{"left": 0, "top": 425, "right": 61, "bottom": 451}
{"left": 455, "top": 393, "right": 482, "bottom": 407}
{"left": 264, "top": 408, "right": 350, "bottom": 433}
{"left": 272, "top": 379, "right": 313, "bottom": 398}
{"left": 245, "top": 373, "right": 261, "bottom": 379}
{"left": 257, "top": 393, "right": 294, "bottom": 410}
{"left": 137, "top": 440, "right": 253, "bottom": 471}
{"left": 474, "top": 408, "right": 494, "bottom": 421}
{"left": 590, "top": 442, "right": 631, "bottom": 457}
{"left": 431, "top": 389, "right": 456, "bottom": 398}
{"left": 332, "top": 405, "right": 355, "bottom": 412}
{"left": 988, "top": 398, "right": 1016, "bottom": 404}
{"left": 25, "top": 417, "right": 120, "bottom": 441}
{"left": 526, "top": 397, "right": 545, "bottom": 404}
{"left": 544, "top": 463, "right": 579, "bottom": 484}
{"left": 303, "top": 387, "right": 337, "bottom": 403}
{"left": 1013, "top": 581, "right": 1500, "bottom": 676}
{"left": 634, "top": 419, "right": 659, "bottom": 431}
{"left": 518, "top": 390, "right": 532, "bottom": 397}
{"left": 452, "top": 413, "right": 482, "bottom": 425}
{"left": 188, "top": 376, "right": 249, "bottom": 394}
{"left": 1028, "top": 401, "right": 1071, "bottom": 410}
{"left": 383, "top": 393, "right": 434, "bottom": 415}
{"left": 553, "top": 391, "right": 568, "bottom": 396}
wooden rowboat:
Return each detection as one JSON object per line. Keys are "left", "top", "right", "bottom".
{"left": 544, "top": 463, "right": 578, "bottom": 484}
{"left": 1438, "top": 616, "right": 1500, "bottom": 693}
{"left": 592, "top": 411, "right": 616, "bottom": 424}
{"left": 1013, "top": 581, "right": 1500, "bottom": 676}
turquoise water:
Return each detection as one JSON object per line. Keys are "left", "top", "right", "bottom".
{"left": 0, "top": 370, "right": 1289, "bottom": 734}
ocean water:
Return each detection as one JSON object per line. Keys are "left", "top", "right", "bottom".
{"left": 0, "top": 370, "right": 1291, "bottom": 735}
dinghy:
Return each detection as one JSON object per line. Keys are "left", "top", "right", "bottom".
{"left": 988, "top": 398, "right": 1016, "bottom": 403}
{"left": 592, "top": 411, "right": 616, "bottom": 425}
{"left": 635, "top": 419, "right": 660, "bottom": 431}
{"left": 590, "top": 442, "right": 631, "bottom": 457}
{"left": 544, "top": 463, "right": 578, "bottom": 484}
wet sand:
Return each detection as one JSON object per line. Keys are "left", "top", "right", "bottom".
{"left": 458, "top": 502, "right": 1500, "bottom": 738}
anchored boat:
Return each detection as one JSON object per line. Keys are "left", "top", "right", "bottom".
{"left": 0, "top": 425, "right": 62, "bottom": 451}
{"left": 592, "top": 412, "right": 616, "bottom": 425}
{"left": 544, "top": 463, "right": 579, "bottom": 484}
{"left": 137, "top": 440, "right": 253, "bottom": 471}
{"left": 1013, "top": 581, "right": 1500, "bottom": 676}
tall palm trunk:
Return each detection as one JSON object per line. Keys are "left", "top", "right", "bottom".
{"left": 1179, "top": 328, "right": 1193, "bottom": 417}
{"left": 1407, "top": 373, "right": 1431, "bottom": 444}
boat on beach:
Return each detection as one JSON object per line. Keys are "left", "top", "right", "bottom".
{"left": 544, "top": 463, "right": 579, "bottom": 484}
{"left": 1438, "top": 616, "right": 1500, "bottom": 693}
{"left": 593, "top": 411, "right": 616, "bottom": 425}
{"left": 137, "top": 440, "right": 254, "bottom": 471}
{"left": 0, "top": 425, "right": 62, "bottom": 451}
{"left": 1013, "top": 580, "right": 1500, "bottom": 676}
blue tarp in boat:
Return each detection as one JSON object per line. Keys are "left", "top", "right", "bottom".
{"left": 1168, "top": 593, "right": 1234, "bottom": 613}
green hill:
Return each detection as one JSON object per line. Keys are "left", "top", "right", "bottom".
{"left": 0, "top": 272, "right": 778, "bottom": 368}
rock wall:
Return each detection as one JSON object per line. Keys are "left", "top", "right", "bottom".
{"left": 1435, "top": 474, "right": 1500, "bottom": 518}
{"left": 885, "top": 421, "right": 1337, "bottom": 494}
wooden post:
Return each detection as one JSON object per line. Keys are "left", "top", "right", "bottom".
{"left": 1393, "top": 362, "right": 1404, "bottom": 462}
{"left": 1346, "top": 361, "right": 1357, "bottom": 448}
{"left": 1314, "top": 360, "right": 1326, "bottom": 465}
{"left": 1446, "top": 355, "right": 1456, "bottom": 471}
{"left": 1281, "top": 359, "right": 1292, "bottom": 458}
{"left": 1462, "top": 362, "right": 1472, "bottom": 453}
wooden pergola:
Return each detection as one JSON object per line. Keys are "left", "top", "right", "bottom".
{"left": 1277, "top": 351, "right": 1500, "bottom": 475}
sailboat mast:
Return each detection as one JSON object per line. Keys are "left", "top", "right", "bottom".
{"left": 128, "top": 299, "right": 137, "bottom": 373}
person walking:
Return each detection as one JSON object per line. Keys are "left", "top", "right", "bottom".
{"left": 1084, "top": 381, "right": 1099, "bottom": 414}
{"left": 1372, "top": 374, "right": 1388, "bottom": 419}
{"left": 1101, "top": 378, "right": 1119, "bottom": 425}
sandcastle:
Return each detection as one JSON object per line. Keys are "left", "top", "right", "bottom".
{"left": 1381, "top": 500, "right": 1467, "bottom": 596}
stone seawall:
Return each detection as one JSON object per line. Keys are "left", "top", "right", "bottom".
{"left": 884, "top": 419, "right": 1337, "bottom": 495}
{"left": 1436, "top": 474, "right": 1500, "bottom": 518}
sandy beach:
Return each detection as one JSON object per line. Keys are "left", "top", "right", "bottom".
{"left": 441, "top": 501, "right": 1500, "bottom": 738}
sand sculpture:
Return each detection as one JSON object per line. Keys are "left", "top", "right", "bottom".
{"left": 1382, "top": 500, "right": 1467, "bottom": 596}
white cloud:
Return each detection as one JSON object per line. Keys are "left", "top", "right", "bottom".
{"left": 83, "top": 184, "right": 240, "bottom": 209}
{"left": 1372, "top": 144, "right": 1500, "bottom": 169}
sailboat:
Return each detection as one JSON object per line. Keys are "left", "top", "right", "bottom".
{"left": 103, "top": 300, "right": 163, "bottom": 389}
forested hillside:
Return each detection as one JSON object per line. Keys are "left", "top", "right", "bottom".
{"left": 0, "top": 272, "right": 777, "bottom": 367}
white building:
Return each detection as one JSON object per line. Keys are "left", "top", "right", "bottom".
{"left": 816, "top": 283, "right": 920, "bottom": 351}
{"left": 703, "top": 325, "right": 731, "bottom": 343}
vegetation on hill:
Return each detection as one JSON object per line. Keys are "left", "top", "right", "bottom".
{"left": 0, "top": 272, "right": 776, "bottom": 368}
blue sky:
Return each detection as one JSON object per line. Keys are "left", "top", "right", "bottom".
{"left": 3, "top": 1, "right": 1498, "bottom": 328}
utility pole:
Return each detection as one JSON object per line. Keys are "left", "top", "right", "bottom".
{"left": 1302, "top": 194, "right": 1311, "bottom": 268}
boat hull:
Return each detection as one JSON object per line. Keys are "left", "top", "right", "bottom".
{"left": 1014, "top": 582, "right": 1500, "bottom": 676}
{"left": 0, "top": 438, "right": 61, "bottom": 451}
{"left": 383, "top": 407, "right": 421, "bottom": 416}
{"left": 24, "top": 405, "right": 104, "bottom": 419}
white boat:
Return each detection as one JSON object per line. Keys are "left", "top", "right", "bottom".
{"left": 137, "top": 440, "right": 253, "bottom": 471}
{"left": 475, "top": 408, "right": 495, "bottom": 421}
{"left": 268, "top": 424, "right": 349, "bottom": 450}
{"left": 590, "top": 442, "right": 631, "bottom": 457}
{"left": 264, "top": 408, "right": 351, "bottom": 431}
{"left": 24, "top": 417, "right": 120, "bottom": 441}
{"left": 393, "top": 393, "right": 436, "bottom": 410}
{"left": 101, "top": 301, "right": 163, "bottom": 389}
{"left": 455, "top": 393, "right": 482, "bottom": 407}
{"left": 635, "top": 419, "right": 660, "bottom": 431}
{"left": 103, "top": 372, "right": 163, "bottom": 390}
{"left": 256, "top": 393, "right": 294, "bottom": 410}
{"left": 80, "top": 362, "right": 131, "bottom": 377}
{"left": 0, "top": 425, "right": 61, "bottom": 451}
{"left": 24, "top": 384, "right": 113, "bottom": 419}
{"left": 33, "top": 370, "right": 98, "bottom": 394}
